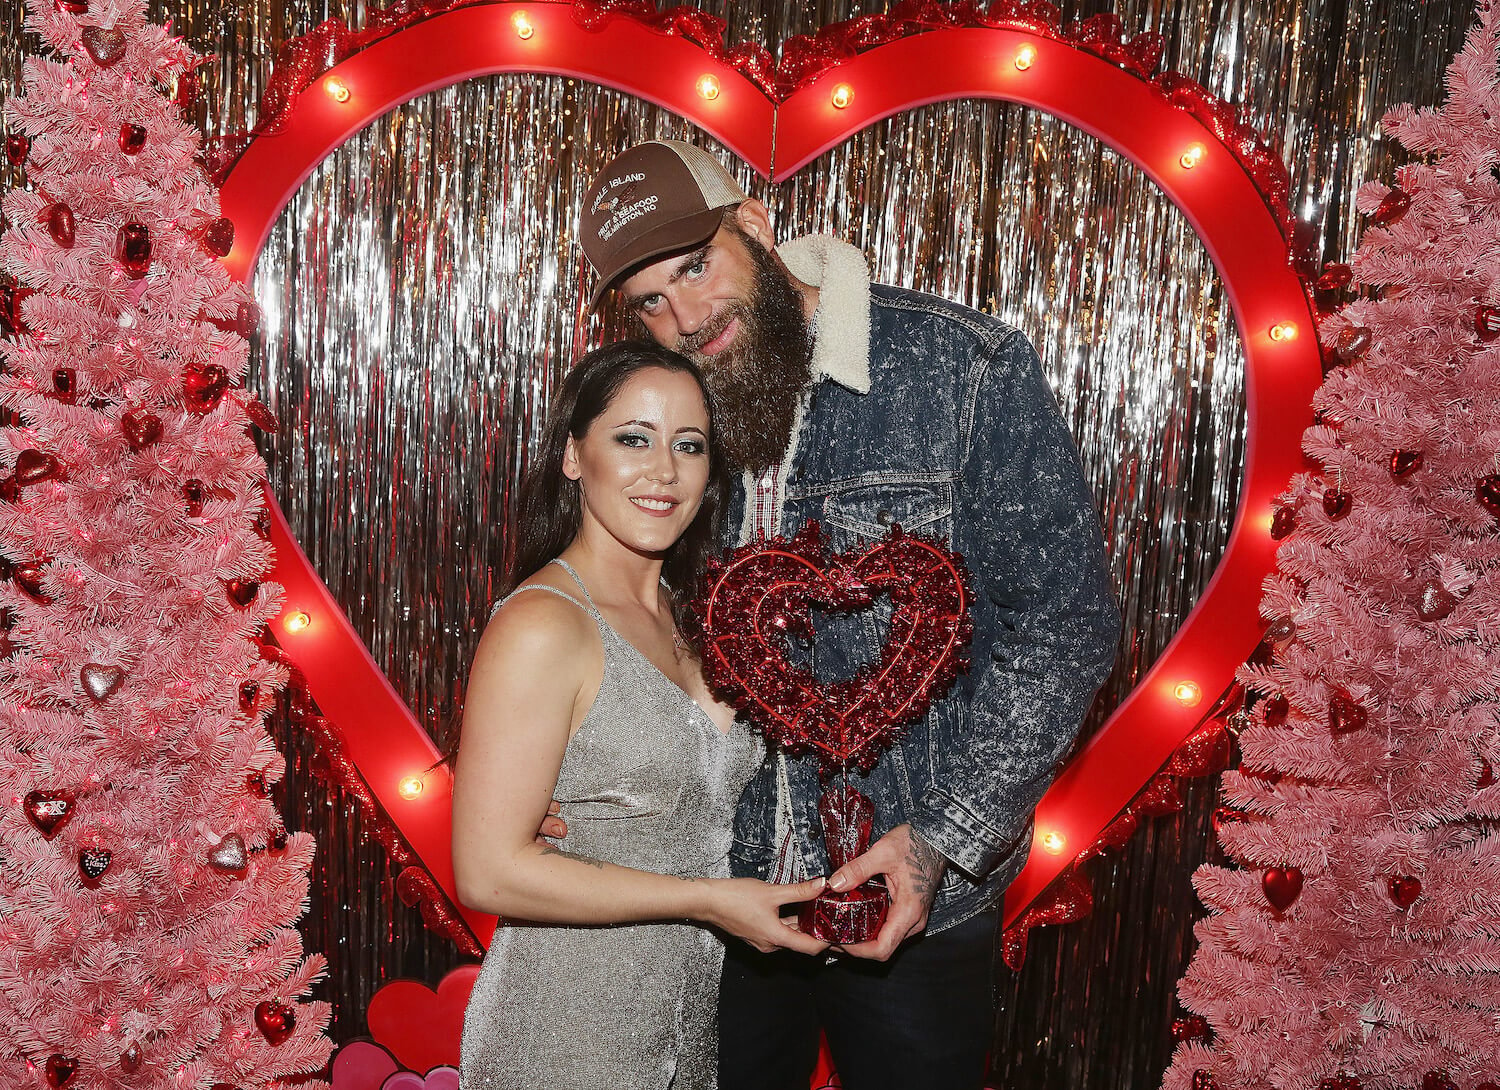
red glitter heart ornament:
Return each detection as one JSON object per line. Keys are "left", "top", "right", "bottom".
{"left": 1389, "top": 449, "right": 1423, "bottom": 479}
{"left": 1329, "top": 691, "right": 1367, "bottom": 734}
{"left": 692, "top": 521, "right": 972, "bottom": 774}
{"left": 201, "top": 216, "right": 236, "bottom": 257}
{"left": 45, "top": 203, "right": 75, "bottom": 248}
{"left": 1170, "top": 1014, "right": 1209, "bottom": 1041}
{"left": 81, "top": 25, "right": 127, "bottom": 67}
{"left": 1261, "top": 865, "right": 1303, "bottom": 911}
{"left": 1321, "top": 488, "right": 1351, "bottom": 520}
{"left": 121, "top": 407, "right": 163, "bottom": 450}
{"left": 15, "top": 449, "right": 63, "bottom": 486}
{"left": 1422, "top": 1073, "right": 1458, "bottom": 1090}
{"left": 183, "top": 364, "right": 229, "bottom": 413}
{"left": 25, "top": 789, "right": 75, "bottom": 838}
{"left": 1319, "top": 1077, "right": 1361, "bottom": 1090}
{"left": 118, "top": 123, "right": 146, "bottom": 154}
{"left": 254, "top": 1000, "right": 296, "bottom": 1045}
{"left": 1191, "top": 1071, "right": 1217, "bottom": 1090}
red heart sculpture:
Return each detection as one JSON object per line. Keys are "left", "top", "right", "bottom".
{"left": 365, "top": 966, "right": 480, "bottom": 1074}
{"left": 693, "top": 521, "right": 971, "bottom": 773}
{"left": 218, "top": 4, "right": 1324, "bottom": 941}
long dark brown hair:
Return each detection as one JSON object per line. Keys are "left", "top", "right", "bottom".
{"left": 503, "top": 339, "right": 730, "bottom": 612}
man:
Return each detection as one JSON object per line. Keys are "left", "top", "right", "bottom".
{"left": 574, "top": 139, "right": 1119, "bottom": 1090}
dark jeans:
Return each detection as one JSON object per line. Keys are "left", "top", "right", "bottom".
{"left": 718, "top": 909, "right": 998, "bottom": 1090}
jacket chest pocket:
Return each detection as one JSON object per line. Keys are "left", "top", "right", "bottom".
{"left": 820, "top": 478, "right": 954, "bottom": 547}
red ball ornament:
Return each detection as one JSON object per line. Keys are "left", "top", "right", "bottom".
{"left": 183, "top": 364, "right": 229, "bottom": 413}
{"left": 116, "top": 222, "right": 151, "bottom": 278}
{"left": 121, "top": 407, "right": 163, "bottom": 450}
{"left": 1270, "top": 505, "right": 1296, "bottom": 539}
{"left": 44, "top": 1055, "right": 78, "bottom": 1089}
{"left": 1170, "top": 1014, "right": 1209, "bottom": 1041}
{"left": 1389, "top": 449, "right": 1423, "bottom": 479}
{"left": 1477, "top": 306, "right": 1500, "bottom": 341}
{"left": 201, "top": 216, "right": 235, "bottom": 257}
{"left": 692, "top": 521, "right": 973, "bottom": 774}
{"left": 81, "top": 25, "right": 127, "bottom": 67}
{"left": 1371, "top": 187, "right": 1411, "bottom": 225}
{"left": 1329, "top": 691, "right": 1367, "bottom": 734}
{"left": 1477, "top": 474, "right": 1500, "bottom": 520}
{"left": 1334, "top": 326, "right": 1372, "bottom": 360}
{"left": 44, "top": 203, "right": 75, "bottom": 248}
{"left": 268, "top": 825, "right": 289, "bottom": 853}
{"left": 254, "top": 1000, "right": 296, "bottom": 1045}
{"left": 1261, "top": 865, "right": 1303, "bottom": 911}
{"left": 15, "top": 449, "right": 62, "bottom": 486}
{"left": 1316, "top": 263, "right": 1352, "bottom": 291}
{"left": 118, "top": 123, "right": 146, "bottom": 154}
{"left": 5, "top": 134, "right": 28, "bottom": 166}
{"left": 1387, "top": 874, "right": 1422, "bottom": 909}
{"left": 51, "top": 368, "right": 77, "bottom": 404}
{"left": 1322, "top": 488, "right": 1351, "bottom": 520}
{"left": 226, "top": 579, "right": 260, "bottom": 608}
{"left": 1422, "top": 1073, "right": 1458, "bottom": 1090}
{"left": 183, "top": 479, "right": 205, "bottom": 517}
{"left": 78, "top": 846, "right": 112, "bottom": 885}
{"left": 24, "top": 789, "right": 75, "bottom": 838}
{"left": 1414, "top": 579, "right": 1456, "bottom": 621}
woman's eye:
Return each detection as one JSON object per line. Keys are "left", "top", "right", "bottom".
{"left": 616, "top": 433, "right": 650, "bottom": 448}
{"left": 674, "top": 439, "right": 706, "bottom": 455}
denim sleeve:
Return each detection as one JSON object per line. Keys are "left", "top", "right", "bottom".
{"left": 907, "top": 329, "right": 1120, "bottom": 880}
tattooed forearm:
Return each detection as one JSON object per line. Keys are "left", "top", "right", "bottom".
{"left": 540, "top": 845, "right": 604, "bottom": 870}
{"left": 905, "top": 829, "right": 945, "bottom": 900}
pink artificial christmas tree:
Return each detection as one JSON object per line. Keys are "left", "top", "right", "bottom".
{"left": 1164, "top": 6, "right": 1500, "bottom": 1090}
{"left": 0, "top": 2, "right": 332, "bottom": 1088}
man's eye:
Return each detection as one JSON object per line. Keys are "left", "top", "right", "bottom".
{"left": 637, "top": 296, "right": 662, "bottom": 313}
{"left": 685, "top": 259, "right": 706, "bottom": 277}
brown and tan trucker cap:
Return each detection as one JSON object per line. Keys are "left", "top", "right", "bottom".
{"left": 580, "top": 140, "right": 749, "bottom": 309}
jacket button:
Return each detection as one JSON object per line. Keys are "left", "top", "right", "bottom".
{"left": 876, "top": 508, "right": 895, "bottom": 526}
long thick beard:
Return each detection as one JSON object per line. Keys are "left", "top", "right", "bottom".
{"left": 680, "top": 241, "right": 813, "bottom": 474}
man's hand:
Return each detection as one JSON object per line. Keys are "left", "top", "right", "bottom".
{"left": 826, "top": 823, "right": 945, "bottom": 962}
{"left": 534, "top": 800, "right": 568, "bottom": 845}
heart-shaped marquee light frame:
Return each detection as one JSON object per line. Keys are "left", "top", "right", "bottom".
{"left": 218, "top": 1, "right": 1322, "bottom": 946}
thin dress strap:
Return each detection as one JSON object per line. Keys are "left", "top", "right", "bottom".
{"left": 548, "top": 558, "right": 602, "bottom": 616}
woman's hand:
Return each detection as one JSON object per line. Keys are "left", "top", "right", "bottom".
{"left": 700, "top": 876, "right": 830, "bottom": 955}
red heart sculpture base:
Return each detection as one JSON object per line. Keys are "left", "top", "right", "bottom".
{"left": 799, "top": 878, "right": 888, "bottom": 944}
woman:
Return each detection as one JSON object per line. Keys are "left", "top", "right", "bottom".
{"left": 453, "top": 340, "right": 827, "bottom": 1090}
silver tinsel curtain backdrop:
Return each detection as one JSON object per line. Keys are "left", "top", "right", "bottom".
{"left": 0, "top": 1, "right": 1480, "bottom": 1087}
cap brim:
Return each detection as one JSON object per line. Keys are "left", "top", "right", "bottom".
{"left": 585, "top": 205, "right": 730, "bottom": 312}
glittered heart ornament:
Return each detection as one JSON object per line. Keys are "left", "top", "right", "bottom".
{"left": 81, "top": 25, "right": 127, "bottom": 67}
{"left": 15, "top": 562, "right": 51, "bottom": 602}
{"left": 1334, "top": 326, "right": 1372, "bottom": 360}
{"left": 79, "top": 846, "right": 112, "bottom": 885}
{"left": 1270, "top": 505, "right": 1295, "bottom": 539}
{"left": 1170, "top": 1014, "right": 1209, "bottom": 1041}
{"left": 25, "top": 789, "right": 75, "bottom": 838}
{"left": 1261, "top": 865, "right": 1303, "bottom": 911}
{"left": 183, "top": 364, "right": 229, "bottom": 413}
{"left": 118, "top": 123, "right": 146, "bottom": 154}
{"left": 1316, "top": 263, "right": 1352, "bottom": 291}
{"left": 208, "top": 832, "right": 248, "bottom": 877}
{"left": 1329, "top": 691, "right": 1367, "bottom": 734}
{"left": 118, "top": 1043, "right": 142, "bottom": 1074}
{"left": 254, "top": 1000, "right": 296, "bottom": 1045}
{"left": 201, "top": 216, "right": 236, "bottom": 257}
{"left": 226, "top": 578, "right": 260, "bottom": 607}
{"left": 1371, "top": 187, "right": 1410, "bottom": 225}
{"left": 1191, "top": 1071, "right": 1217, "bottom": 1090}
{"left": 15, "top": 449, "right": 63, "bottom": 486}
{"left": 1319, "top": 1077, "right": 1362, "bottom": 1090}
{"left": 693, "top": 521, "right": 973, "bottom": 773}
{"left": 81, "top": 662, "right": 125, "bottom": 702}
{"left": 1415, "top": 579, "right": 1456, "bottom": 621}
{"left": 1387, "top": 874, "right": 1422, "bottom": 909}
{"left": 44, "top": 1055, "right": 78, "bottom": 1089}
{"left": 1422, "top": 1073, "right": 1458, "bottom": 1090}
{"left": 5, "top": 134, "right": 28, "bottom": 166}
{"left": 121, "top": 407, "right": 163, "bottom": 450}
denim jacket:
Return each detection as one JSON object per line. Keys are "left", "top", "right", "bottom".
{"left": 726, "top": 236, "right": 1120, "bottom": 933}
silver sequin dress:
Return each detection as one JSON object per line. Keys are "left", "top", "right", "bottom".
{"left": 460, "top": 560, "right": 761, "bottom": 1090}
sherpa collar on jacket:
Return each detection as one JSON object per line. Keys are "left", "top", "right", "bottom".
{"left": 776, "top": 234, "right": 872, "bottom": 396}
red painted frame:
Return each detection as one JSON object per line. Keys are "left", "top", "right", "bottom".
{"left": 218, "top": 0, "right": 1321, "bottom": 944}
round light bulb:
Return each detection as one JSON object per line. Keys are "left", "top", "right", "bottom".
{"left": 830, "top": 83, "right": 854, "bottom": 109}
{"left": 1040, "top": 830, "right": 1067, "bottom": 854}
{"left": 1180, "top": 144, "right": 1205, "bottom": 169}
{"left": 398, "top": 776, "right": 424, "bottom": 800}
{"left": 1269, "top": 322, "right": 1299, "bottom": 341}
{"left": 1174, "top": 680, "right": 1203, "bottom": 706}
{"left": 512, "top": 11, "right": 534, "bottom": 39}
{"left": 284, "top": 610, "right": 310, "bottom": 633}
{"left": 696, "top": 74, "right": 721, "bottom": 100}
{"left": 324, "top": 77, "right": 351, "bottom": 104}
{"left": 1014, "top": 45, "right": 1037, "bottom": 71}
